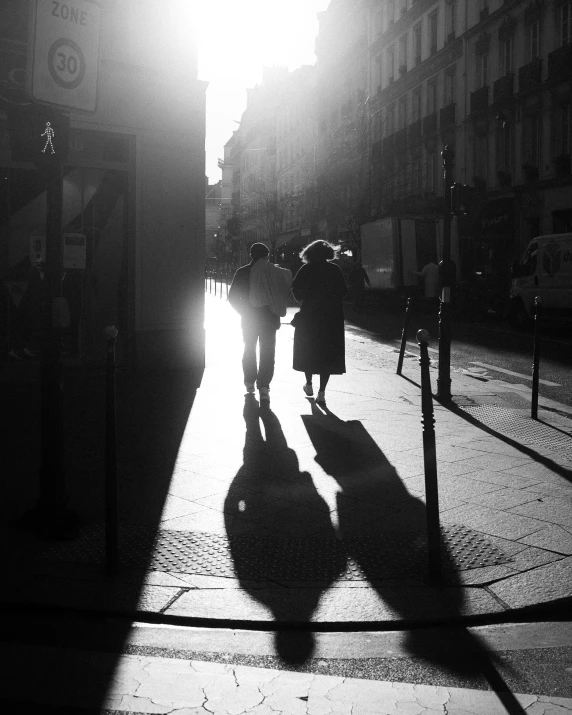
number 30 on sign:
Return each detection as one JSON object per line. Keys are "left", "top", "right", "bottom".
{"left": 27, "top": 0, "right": 101, "bottom": 112}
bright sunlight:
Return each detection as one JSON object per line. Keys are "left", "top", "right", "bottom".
{"left": 190, "top": 0, "right": 331, "bottom": 180}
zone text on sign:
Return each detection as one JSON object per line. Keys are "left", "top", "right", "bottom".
{"left": 51, "top": 2, "right": 89, "bottom": 26}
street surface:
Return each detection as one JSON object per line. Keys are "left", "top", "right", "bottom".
{"left": 344, "top": 304, "right": 572, "bottom": 411}
{"left": 3, "top": 287, "right": 572, "bottom": 713}
{"left": 2, "top": 613, "right": 572, "bottom": 712}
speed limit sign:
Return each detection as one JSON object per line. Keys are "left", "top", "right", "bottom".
{"left": 27, "top": 0, "right": 101, "bottom": 112}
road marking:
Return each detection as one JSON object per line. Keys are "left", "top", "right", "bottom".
{"left": 469, "top": 361, "right": 561, "bottom": 387}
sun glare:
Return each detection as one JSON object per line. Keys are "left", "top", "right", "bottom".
{"left": 191, "top": 0, "right": 330, "bottom": 178}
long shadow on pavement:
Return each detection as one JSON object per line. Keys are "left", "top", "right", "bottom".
{"left": 3, "top": 366, "right": 198, "bottom": 712}
{"left": 224, "top": 396, "right": 345, "bottom": 665}
{"left": 302, "top": 403, "right": 528, "bottom": 714}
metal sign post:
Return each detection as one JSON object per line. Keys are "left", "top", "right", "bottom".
{"left": 437, "top": 145, "right": 454, "bottom": 403}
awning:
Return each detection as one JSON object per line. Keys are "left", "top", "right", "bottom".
{"left": 477, "top": 197, "right": 515, "bottom": 238}
{"left": 275, "top": 230, "right": 301, "bottom": 249}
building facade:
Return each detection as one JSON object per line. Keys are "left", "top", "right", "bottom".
{"left": 220, "top": 0, "right": 571, "bottom": 298}
{"left": 1, "top": 0, "right": 206, "bottom": 370}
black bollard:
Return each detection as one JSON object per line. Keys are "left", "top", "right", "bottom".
{"left": 417, "top": 329, "right": 442, "bottom": 583}
{"left": 104, "top": 326, "right": 119, "bottom": 575}
{"left": 531, "top": 296, "right": 541, "bottom": 420}
{"left": 397, "top": 297, "right": 412, "bottom": 375}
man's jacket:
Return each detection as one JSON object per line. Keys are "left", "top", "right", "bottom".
{"left": 228, "top": 262, "right": 280, "bottom": 329}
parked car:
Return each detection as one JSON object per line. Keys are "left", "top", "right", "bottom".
{"left": 509, "top": 233, "right": 572, "bottom": 329}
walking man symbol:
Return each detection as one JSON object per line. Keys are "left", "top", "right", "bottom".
{"left": 41, "top": 122, "right": 55, "bottom": 154}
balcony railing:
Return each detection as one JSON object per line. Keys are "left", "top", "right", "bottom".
{"left": 408, "top": 119, "right": 422, "bottom": 140}
{"left": 383, "top": 134, "right": 395, "bottom": 155}
{"left": 470, "top": 86, "right": 489, "bottom": 114}
{"left": 493, "top": 73, "right": 514, "bottom": 102}
{"left": 440, "top": 103, "right": 456, "bottom": 128}
{"left": 548, "top": 45, "right": 572, "bottom": 83}
{"left": 371, "top": 140, "right": 382, "bottom": 164}
{"left": 519, "top": 58, "right": 542, "bottom": 93}
{"left": 395, "top": 128, "right": 407, "bottom": 152}
{"left": 423, "top": 112, "right": 438, "bottom": 134}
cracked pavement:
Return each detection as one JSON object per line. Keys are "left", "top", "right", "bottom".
{"left": 2, "top": 642, "right": 571, "bottom": 714}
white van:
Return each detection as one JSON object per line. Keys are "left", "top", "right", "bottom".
{"left": 509, "top": 233, "right": 572, "bottom": 328}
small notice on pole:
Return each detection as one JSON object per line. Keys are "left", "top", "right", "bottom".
{"left": 3, "top": 281, "right": 29, "bottom": 308}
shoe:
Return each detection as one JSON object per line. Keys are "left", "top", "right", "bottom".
{"left": 316, "top": 390, "right": 326, "bottom": 404}
{"left": 259, "top": 387, "right": 270, "bottom": 402}
{"left": 244, "top": 381, "right": 255, "bottom": 394}
{"left": 303, "top": 383, "right": 314, "bottom": 397}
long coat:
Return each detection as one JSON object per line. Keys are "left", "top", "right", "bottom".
{"left": 292, "top": 260, "right": 348, "bottom": 374}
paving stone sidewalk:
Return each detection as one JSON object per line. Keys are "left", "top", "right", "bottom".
{"left": 2, "top": 293, "right": 572, "bottom": 626}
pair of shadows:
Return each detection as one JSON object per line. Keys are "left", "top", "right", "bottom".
{"left": 224, "top": 398, "right": 526, "bottom": 713}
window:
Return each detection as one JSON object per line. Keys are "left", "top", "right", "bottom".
{"left": 374, "top": 111, "right": 383, "bottom": 142}
{"left": 374, "top": 53, "right": 383, "bottom": 93}
{"left": 446, "top": 0, "right": 456, "bottom": 39}
{"left": 557, "top": 103, "right": 571, "bottom": 155}
{"left": 412, "top": 159, "right": 421, "bottom": 194}
{"left": 522, "top": 114, "right": 540, "bottom": 167}
{"left": 499, "top": 37, "right": 513, "bottom": 75}
{"left": 429, "top": 11, "right": 438, "bottom": 54}
{"left": 476, "top": 51, "right": 488, "bottom": 88}
{"left": 374, "top": 7, "right": 383, "bottom": 36}
{"left": 427, "top": 79, "right": 437, "bottom": 114}
{"left": 386, "top": 104, "right": 396, "bottom": 135}
{"left": 387, "top": 0, "right": 395, "bottom": 26}
{"left": 562, "top": 1, "right": 572, "bottom": 45}
{"left": 426, "top": 152, "right": 437, "bottom": 193}
{"left": 525, "top": 20, "right": 540, "bottom": 60}
{"left": 520, "top": 242, "right": 538, "bottom": 277}
{"left": 399, "top": 34, "right": 408, "bottom": 73}
{"left": 496, "top": 123, "right": 513, "bottom": 177}
{"left": 473, "top": 134, "right": 488, "bottom": 183}
{"left": 387, "top": 45, "right": 395, "bottom": 83}
{"left": 398, "top": 96, "right": 407, "bottom": 128}
{"left": 445, "top": 68, "right": 456, "bottom": 105}
{"left": 412, "top": 86, "right": 422, "bottom": 121}
{"left": 414, "top": 22, "right": 422, "bottom": 64}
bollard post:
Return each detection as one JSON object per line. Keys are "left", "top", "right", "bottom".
{"left": 104, "top": 326, "right": 119, "bottom": 575}
{"left": 531, "top": 296, "right": 541, "bottom": 420}
{"left": 417, "top": 329, "right": 442, "bottom": 583}
{"left": 214, "top": 268, "right": 217, "bottom": 297}
{"left": 226, "top": 269, "right": 230, "bottom": 299}
{"left": 397, "top": 297, "right": 412, "bottom": 375}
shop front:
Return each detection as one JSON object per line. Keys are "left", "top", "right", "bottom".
{"left": 1, "top": 1, "right": 206, "bottom": 371}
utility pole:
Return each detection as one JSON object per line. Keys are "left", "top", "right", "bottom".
{"left": 437, "top": 145, "right": 455, "bottom": 403}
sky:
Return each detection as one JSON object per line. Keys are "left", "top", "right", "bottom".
{"left": 194, "top": 0, "right": 331, "bottom": 182}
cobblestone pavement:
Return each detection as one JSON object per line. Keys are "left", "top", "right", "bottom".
{"left": 2, "top": 292, "right": 572, "bottom": 626}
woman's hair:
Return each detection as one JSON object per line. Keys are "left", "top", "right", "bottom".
{"left": 300, "top": 240, "right": 339, "bottom": 263}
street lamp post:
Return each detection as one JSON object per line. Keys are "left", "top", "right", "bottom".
{"left": 437, "top": 145, "right": 455, "bottom": 403}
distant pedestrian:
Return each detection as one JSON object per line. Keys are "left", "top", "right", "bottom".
{"left": 291, "top": 240, "right": 348, "bottom": 405}
{"left": 410, "top": 258, "right": 440, "bottom": 313}
{"left": 229, "top": 242, "right": 292, "bottom": 403}
{"left": 347, "top": 260, "right": 371, "bottom": 312}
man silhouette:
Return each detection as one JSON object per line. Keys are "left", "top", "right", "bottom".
{"left": 228, "top": 243, "right": 292, "bottom": 402}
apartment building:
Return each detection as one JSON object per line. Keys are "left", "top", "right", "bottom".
{"left": 222, "top": 0, "right": 571, "bottom": 292}
{"left": 315, "top": 0, "right": 370, "bottom": 248}
{"left": 366, "top": 0, "right": 572, "bottom": 288}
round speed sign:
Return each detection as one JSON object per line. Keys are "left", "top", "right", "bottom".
{"left": 47, "top": 38, "right": 86, "bottom": 90}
